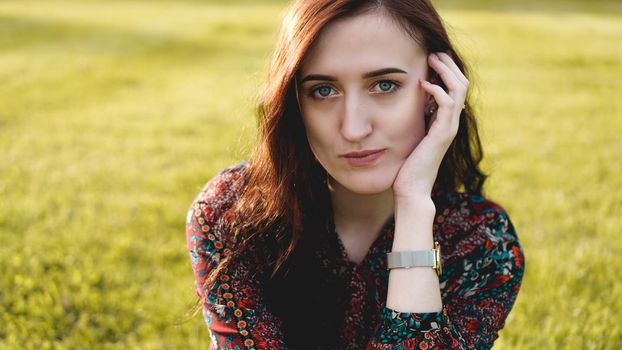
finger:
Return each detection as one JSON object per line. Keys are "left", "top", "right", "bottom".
{"left": 436, "top": 52, "right": 469, "bottom": 87}
{"left": 421, "top": 79, "right": 462, "bottom": 136}
{"left": 420, "top": 79, "right": 455, "bottom": 130}
{"left": 420, "top": 79, "right": 454, "bottom": 108}
{"left": 428, "top": 53, "right": 466, "bottom": 100}
{"left": 428, "top": 53, "right": 467, "bottom": 114}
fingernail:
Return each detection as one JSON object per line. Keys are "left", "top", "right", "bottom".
{"left": 431, "top": 53, "right": 439, "bottom": 60}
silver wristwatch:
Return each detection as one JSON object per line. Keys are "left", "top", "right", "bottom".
{"left": 386, "top": 241, "right": 442, "bottom": 276}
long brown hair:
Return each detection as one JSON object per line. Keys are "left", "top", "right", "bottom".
{"left": 201, "top": 0, "right": 488, "bottom": 318}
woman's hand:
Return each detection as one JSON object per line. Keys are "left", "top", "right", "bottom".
{"left": 392, "top": 52, "right": 469, "bottom": 204}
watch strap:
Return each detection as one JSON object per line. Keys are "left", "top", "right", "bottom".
{"left": 386, "top": 250, "right": 436, "bottom": 269}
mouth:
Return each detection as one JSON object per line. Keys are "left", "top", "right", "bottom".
{"left": 340, "top": 149, "right": 386, "bottom": 167}
{"left": 341, "top": 149, "right": 385, "bottom": 158}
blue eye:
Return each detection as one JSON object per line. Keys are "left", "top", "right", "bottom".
{"left": 373, "top": 80, "right": 399, "bottom": 93}
{"left": 317, "top": 86, "right": 332, "bottom": 97}
{"left": 310, "top": 86, "right": 336, "bottom": 99}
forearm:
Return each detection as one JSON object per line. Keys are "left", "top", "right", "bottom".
{"left": 386, "top": 197, "right": 442, "bottom": 313}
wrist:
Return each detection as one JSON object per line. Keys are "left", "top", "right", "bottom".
{"left": 395, "top": 196, "right": 435, "bottom": 215}
{"left": 393, "top": 197, "right": 436, "bottom": 249}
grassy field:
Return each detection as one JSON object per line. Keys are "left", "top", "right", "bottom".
{"left": 1, "top": 0, "right": 621, "bottom": 349}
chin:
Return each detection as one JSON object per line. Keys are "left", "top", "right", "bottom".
{"left": 332, "top": 168, "right": 397, "bottom": 195}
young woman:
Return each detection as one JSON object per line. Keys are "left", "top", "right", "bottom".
{"left": 185, "top": 0, "right": 525, "bottom": 349}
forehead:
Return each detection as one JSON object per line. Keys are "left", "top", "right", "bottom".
{"left": 300, "top": 10, "right": 426, "bottom": 76}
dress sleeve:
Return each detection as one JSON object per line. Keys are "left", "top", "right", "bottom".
{"left": 366, "top": 206, "right": 526, "bottom": 349}
{"left": 185, "top": 165, "right": 289, "bottom": 350}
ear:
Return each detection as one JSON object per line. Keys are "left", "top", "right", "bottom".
{"left": 424, "top": 93, "right": 438, "bottom": 128}
{"left": 424, "top": 94, "right": 437, "bottom": 116}
{"left": 424, "top": 93, "right": 435, "bottom": 108}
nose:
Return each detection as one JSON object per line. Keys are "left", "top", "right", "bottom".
{"left": 340, "top": 94, "right": 372, "bottom": 143}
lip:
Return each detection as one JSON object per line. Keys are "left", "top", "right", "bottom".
{"left": 340, "top": 149, "right": 386, "bottom": 167}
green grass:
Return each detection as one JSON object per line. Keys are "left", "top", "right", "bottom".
{"left": 1, "top": 0, "right": 620, "bottom": 349}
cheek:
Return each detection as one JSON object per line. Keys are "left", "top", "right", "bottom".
{"left": 306, "top": 133, "right": 324, "bottom": 160}
{"left": 301, "top": 112, "right": 332, "bottom": 160}
{"left": 384, "top": 89, "right": 426, "bottom": 146}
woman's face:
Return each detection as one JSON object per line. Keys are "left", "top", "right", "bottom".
{"left": 298, "top": 9, "right": 429, "bottom": 195}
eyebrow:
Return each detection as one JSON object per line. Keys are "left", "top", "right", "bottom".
{"left": 299, "top": 67, "right": 407, "bottom": 84}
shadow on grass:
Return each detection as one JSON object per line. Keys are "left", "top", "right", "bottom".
{"left": 0, "top": 13, "right": 270, "bottom": 58}
{"left": 437, "top": 0, "right": 622, "bottom": 15}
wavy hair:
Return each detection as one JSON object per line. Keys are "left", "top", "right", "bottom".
{"left": 198, "top": 0, "right": 489, "bottom": 333}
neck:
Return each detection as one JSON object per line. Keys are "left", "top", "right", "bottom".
{"left": 329, "top": 177, "right": 394, "bottom": 238}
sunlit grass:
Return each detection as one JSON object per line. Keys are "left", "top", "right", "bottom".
{"left": 1, "top": 0, "right": 620, "bottom": 349}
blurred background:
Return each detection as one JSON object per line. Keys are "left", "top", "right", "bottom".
{"left": 1, "top": 0, "right": 620, "bottom": 349}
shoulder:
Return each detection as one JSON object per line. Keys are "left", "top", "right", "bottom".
{"left": 437, "top": 192, "right": 524, "bottom": 269}
{"left": 189, "top": 161, "right": 248, "bottom": 211}
{"left": 438, "top": 192, "right": 518, "bottom": 240}
{"left": 185, "top": 161, "right": 249, "bottom": 238}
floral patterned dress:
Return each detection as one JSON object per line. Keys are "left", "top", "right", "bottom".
{"left": 185, "top": 162, "right": 525, "bottom": 350}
